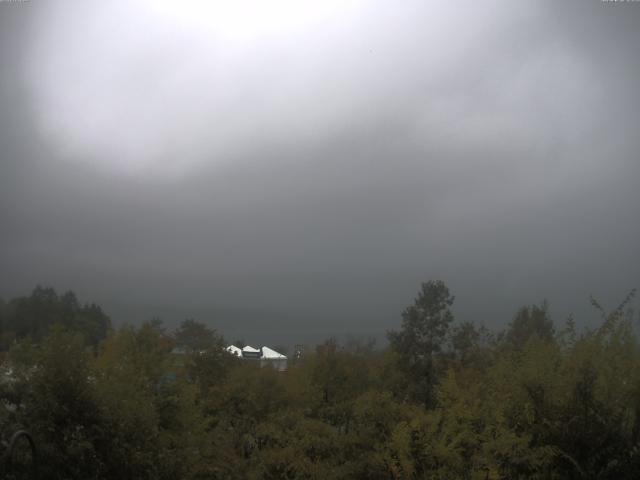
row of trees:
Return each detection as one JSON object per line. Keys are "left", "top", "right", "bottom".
{"left": 0, "top": 286, "right": 111, "bottom": 350}
{"left": 0, "top": 283, "right": 639, "bottom": 479}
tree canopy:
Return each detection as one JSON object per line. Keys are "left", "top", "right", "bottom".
{"left": 0, "top": 286, "right": 111, "bottom": 349}
{"left": 1, "top": 283, "right": 639, "bottom": 479}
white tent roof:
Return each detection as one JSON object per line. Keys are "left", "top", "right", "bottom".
{"left": 261, "top": 346, "right": 287, "bottom": 359}
{"left": 226, "top": 345, "right": 242, "bottom": 356}
{"left": 242, "top": 345, "right": 260, "bottom": 353}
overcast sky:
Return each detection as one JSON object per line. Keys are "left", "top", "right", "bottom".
{"left": 1, "top": 0, "right": 639, "bottom": 345}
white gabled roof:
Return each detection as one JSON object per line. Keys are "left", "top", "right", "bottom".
{"left": 261, "top": 346, "right": 286, "bottom": 359}
{"left": 226, "top": 345, "right": 242, "bottom": 357}
{"left": 242, "top": 345, "right": 260, "bottom": 353}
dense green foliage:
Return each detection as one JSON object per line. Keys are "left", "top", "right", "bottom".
{"left": 0, "top": 283, "right": 639, "bottom": 479}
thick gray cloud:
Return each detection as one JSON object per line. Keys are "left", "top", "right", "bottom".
{"left": 1, "top": 0, "right": 639, "bottom": 345}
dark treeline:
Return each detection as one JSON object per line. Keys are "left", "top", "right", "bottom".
{"left": 0, "top": 282, "right": 639, "bottom": 479}
{"left": 0, "top": 286, "right": 111, "bottom": 350}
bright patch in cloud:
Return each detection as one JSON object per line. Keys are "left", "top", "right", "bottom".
{"left": 27, "top": 0, "right": 363, "bottom": 176}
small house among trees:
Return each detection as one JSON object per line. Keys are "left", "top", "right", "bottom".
{"left": 225, "top": 344, "right": 288, "bottom": 371}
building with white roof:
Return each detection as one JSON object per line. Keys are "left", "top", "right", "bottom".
{"left": 225, "top": 345, "right": 288, "bottom": 371}
{"left": 260, "top": 346, "right": 287, "bottom": 371}
{"left": 241, "top": 345, "right": 262, "bottom": 359}
{"left": 225, "top": 345, "right": 242, "bottom": 357}
{"left": 261, "top": 346, "right": 286, "bottom": 360}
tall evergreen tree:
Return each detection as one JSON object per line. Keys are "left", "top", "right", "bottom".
{"left": 388, "top": 280, "right": 455, "bottom": 407}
